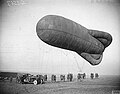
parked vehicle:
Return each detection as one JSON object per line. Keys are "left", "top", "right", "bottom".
{"left": 16, "top": 73, "right": 44, "bottom": 85}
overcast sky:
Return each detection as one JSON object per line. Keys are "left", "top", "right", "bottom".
{"left": 0, "top": 0, "right": 120, "bottom": 75}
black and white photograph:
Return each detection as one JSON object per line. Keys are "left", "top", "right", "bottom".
{"left": 0, "top": 0, "right": 120, "bottom": 94}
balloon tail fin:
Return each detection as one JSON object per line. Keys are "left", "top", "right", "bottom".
{"left": 80, "top": 53, "right": 103, "bottom": 65}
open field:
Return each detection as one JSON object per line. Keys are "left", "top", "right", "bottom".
{"left": 0, "top": 75, "right": 120, "bottom": 94}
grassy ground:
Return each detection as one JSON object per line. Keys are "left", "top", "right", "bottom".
{"left": 0, "top": 75, "right": 120, "bottom": 94}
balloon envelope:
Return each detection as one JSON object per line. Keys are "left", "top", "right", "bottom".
{"left": 36, "top": 15, "right": 112, "bottom": 65}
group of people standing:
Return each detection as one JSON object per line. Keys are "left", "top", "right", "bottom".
{"left": 7, "top": 73, "right": 99, "bottom": 83}
{"left": 90, "top": 73, "right": 99, "bottom": 79}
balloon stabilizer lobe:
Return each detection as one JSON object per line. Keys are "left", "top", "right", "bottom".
{"left": 36, "top": 15, "right": 112, "bottom": 65}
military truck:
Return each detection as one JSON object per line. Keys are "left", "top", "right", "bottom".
{"left": 16, "top": 74, "right": 44, "bottom": 85}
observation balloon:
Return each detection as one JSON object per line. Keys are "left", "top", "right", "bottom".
{"left": 36, "top": 15, "right": 112, "bottom": 65}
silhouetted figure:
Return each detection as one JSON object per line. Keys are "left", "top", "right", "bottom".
{"left": 90, "top": 73, "right": 94, "bottom": 79}
{"left": 60, "top": 75, "right": 65, "bottom": 82}
{"left": 77, "top": 73, "right": 81, "bottom": 80}
{"left": 67, "top": 73, "right": 73, "bottom": 82}
{"left": 77, "top": 73, "right": 86, "bottom": 82}
{"left": 9, "top": 76, "right": 12, "bottom": 83}
{"left": 44, "top": 75, "right": 47, "bottom": 81}
{"left": 83, "top": 73, "right": 86, "bottom": 79}
{"left": 51, "top": 75, "right": 56, "bottom": 82}
{"left": 77, "top": 73, "right": 82, "bottom": 82}
{"left": 95, "top": 73, "right": 99, "bottom": 78}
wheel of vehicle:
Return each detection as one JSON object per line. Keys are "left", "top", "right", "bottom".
{"left": 33, "top": 80, "right": 38, "bottom": 85}
{"left": 41, "top": 79, "right": 44, "bottom": 84}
